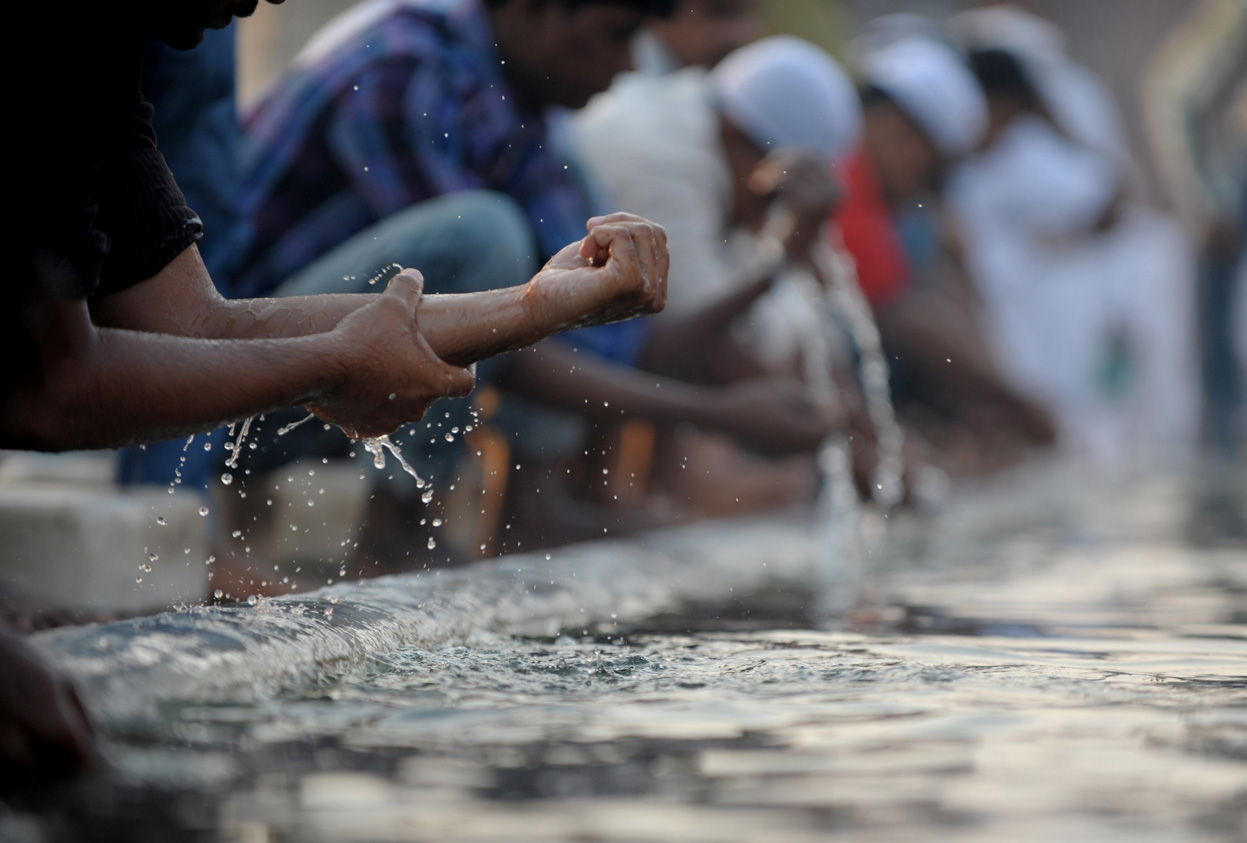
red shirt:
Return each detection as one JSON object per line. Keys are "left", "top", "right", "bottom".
{"left": 832, "top": 147, "right": 909, "bottom": 311}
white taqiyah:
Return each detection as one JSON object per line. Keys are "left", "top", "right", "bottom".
{"left": 858, "top": 37, "right": 988, "bottom": 158}
{"left": 711, "top": 36, "right": 863, "bottom": 163}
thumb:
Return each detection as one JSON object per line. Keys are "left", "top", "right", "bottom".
{"left": 444, "top": 361, "right": 477, "bottom": 399}
{"left": 385, "top": 270, "right": 425, "bottom": 316}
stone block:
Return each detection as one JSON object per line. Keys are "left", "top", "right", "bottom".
{"left": 0, "top": 484, "right": 211, "bottom": 615}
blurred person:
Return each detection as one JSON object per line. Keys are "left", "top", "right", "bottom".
{"left": 950, "top": 6, "right": 1201, "bottom": 466}
{"left": 1143, "top": 0, "right": 1247, "bottom": 451}
{"left": 232, "top": 0, "right": 841, "bottom": 551}
{"left": 833, "top": 35, "right": 1055, "bottom": 470}
{"left": 4, "top": 0, "right": 668, "bottom": 787}
{"left": 574, "top": 37, "right": 876, "bottom": 512}
{"left": 633, "top": 0, "right": 761, "bottom": 74}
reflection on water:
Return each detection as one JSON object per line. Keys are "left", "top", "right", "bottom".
{"left": 9, "top": 465, "right": 1247, "bottom": 842}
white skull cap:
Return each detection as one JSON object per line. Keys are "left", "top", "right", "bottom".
{"left": 711, "top": 36, "right": 863, "bottom": 163}
{"left": 859, "top": 36, "right": 988, "bottom": 158}
{"left": 949, "top": 5, "right": 1068, "bottom": 62}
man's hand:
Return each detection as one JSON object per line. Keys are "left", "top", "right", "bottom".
{"left": 705, "top": 377, "right": 845, "bottom": 456}
{"left": 524, "top": 213, "right": 668, "bottom": 331}
{"left": 750, "top": 151, "right": 841, "bottom": 263}
{"left": 307, "top": 272, "right": 475, "bottom": 439}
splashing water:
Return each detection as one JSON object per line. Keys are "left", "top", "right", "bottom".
{"left": 276, "top": 413, "right": 316, "bottom": 437}
{"left": 754, "top": 215, "right": 906, "bottom": 616}
{"left": 224, "top": 417, "right": 254, "bottom": 471}
{"left": 823, "top": 241, "right": 905, "bottom": 512}
{"left": 361, "top": 435, "right": 426, "bottom": 488}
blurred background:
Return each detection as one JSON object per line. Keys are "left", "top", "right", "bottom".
{"left": 238, "top": 0, "right": 1191, "bottom": 208}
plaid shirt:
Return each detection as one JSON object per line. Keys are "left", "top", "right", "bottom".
{"left": 231, "top": 0, "right": 596, "bottom": 299}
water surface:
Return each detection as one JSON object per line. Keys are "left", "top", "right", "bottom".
{"left": 11, "top": 463, "right": 1247, "bottom": 842}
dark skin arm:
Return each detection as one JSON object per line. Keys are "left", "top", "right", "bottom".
{"left": 3, "top": 272, "right": 473, "bottom": 450}
{"left": 9, "top": 214, "right": 667, "bottom": 450}
{"left": 506, "top": 343, "right": 840, "bottom": 456}
{"left": 97, "top": 214, "right": 668, "bottom": 367}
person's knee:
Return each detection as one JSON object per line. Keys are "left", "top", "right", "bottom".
{"left": 372, "top": 191, "right": 537, "bottom": 296}
{"left": 429, "top": 192, "right": 536, "bottom": 293}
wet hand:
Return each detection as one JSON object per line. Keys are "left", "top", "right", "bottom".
{"left": 750, "top": 151, "right": 841, "bottom": 262}
{"left": 525, "top": 213, "right": 668, "bottom": 330}
{"left": 308, "top": 271, "right": 475, "bottom": 439}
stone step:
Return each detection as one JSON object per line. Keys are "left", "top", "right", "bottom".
{"left": 0, "top": 482, "right": 210, "bottom": 615}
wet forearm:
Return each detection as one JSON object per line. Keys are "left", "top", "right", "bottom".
{"left": 505, "top": 344, "right": 712, "bottom": 424}
{"left": 2, "top": 310, "right": 345, "bottom": 451}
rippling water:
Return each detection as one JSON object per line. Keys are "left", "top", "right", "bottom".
{"left": 9, "top": 463, "right": 1247, "bottom": 842}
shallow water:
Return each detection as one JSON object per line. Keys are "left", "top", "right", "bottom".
{"left": 9, "top": 463, "right": 1247, "bottom": 842}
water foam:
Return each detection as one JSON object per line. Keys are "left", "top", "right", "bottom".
{"left": 35, "top": 515, "right": 821, "bottom": 724}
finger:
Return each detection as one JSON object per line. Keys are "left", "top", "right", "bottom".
{"left": 628, "top": 221, "right": 667, "bottom": 303}
{"left": 442, "top": 361, "right": 476, "bottom": 399}
{"left": 385, "top": 270, "right": 425, "bottom": 316}
{"left": 586, "top": 212, "right": 651, "bottom": 230}
{"left": 409, "top": 332, "right": 476, "bottom": 402}
{"left": 583, "top": 222, "right": 638, "bottom": 268}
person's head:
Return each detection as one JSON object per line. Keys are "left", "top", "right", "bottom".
{"left": 136, "top": 0, "right": 285, "bottom": 50}
{"left": 856, "top": 37, "right": 987, "bottom": 202}
{"left": 711, "top": 37, "right": 861, "bottom": 229}
{"left": 968, "top": 47, "right": 1042, "bottom": 144}
{"left": 647, "top": 0, "right": 761, "bottom": 70}
{"left": 487, "top": 0, "right": 675, "bottom": 110}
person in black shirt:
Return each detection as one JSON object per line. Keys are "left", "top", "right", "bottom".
{"left": 2, "top": 0, "right": 667, "bottom": 785}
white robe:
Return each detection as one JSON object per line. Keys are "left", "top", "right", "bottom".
{"left": 950, "top": 114, "right": 1201, "bottom": 466}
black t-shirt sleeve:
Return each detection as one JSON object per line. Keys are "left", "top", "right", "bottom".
{"left": 92, "top": 90, "right": 204, "bottom": 299}
{"left": 17, "top": 45, "right": 203, "bottom": 304}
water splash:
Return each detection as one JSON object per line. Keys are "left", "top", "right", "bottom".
{"left": 823, "top": 242, "right": 905, "bottom": 512}
{"left": 224, "top": 417, "right": 254, "bottom": 471}
{"left": 34, "top": 515, "right": 816, "bottom": 723}
{"left": 361, "top": 435, "right": 425, "bottom": 488}
{"left": 276, "top": 413, "right": 316, "bottom": 437}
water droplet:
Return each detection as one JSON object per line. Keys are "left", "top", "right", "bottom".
{"left": 221, "top": 473, "right": 233, "bottom": 486}
{"left": 431, "top": 518, "right": 442, "bottom": 527}
{"left": 247, "top": 595, "right": 259, "bottom": 607}
{"left": 232, "top": 530, "right": 243, "bottom": 539}
{"left": 148, "top": 552, "right": 158, "bottom": 563}
{"left": 426, "top": 537, "right": 437, "bottom": 550}
{"left": 155, "top": 516, "right": 167, "bottom": 526}
{"left": 199, "top": 506, "right": 210, "bottom": 517}
{"left": 213, "top": 589, "right": 223, "bottom": 599}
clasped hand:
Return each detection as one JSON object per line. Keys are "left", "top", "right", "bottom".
{"left": 307, "top": 271, "right": 475, "bottom": 439}
{"left": 524, "top": 212, "right": 669, "bottom": 331}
